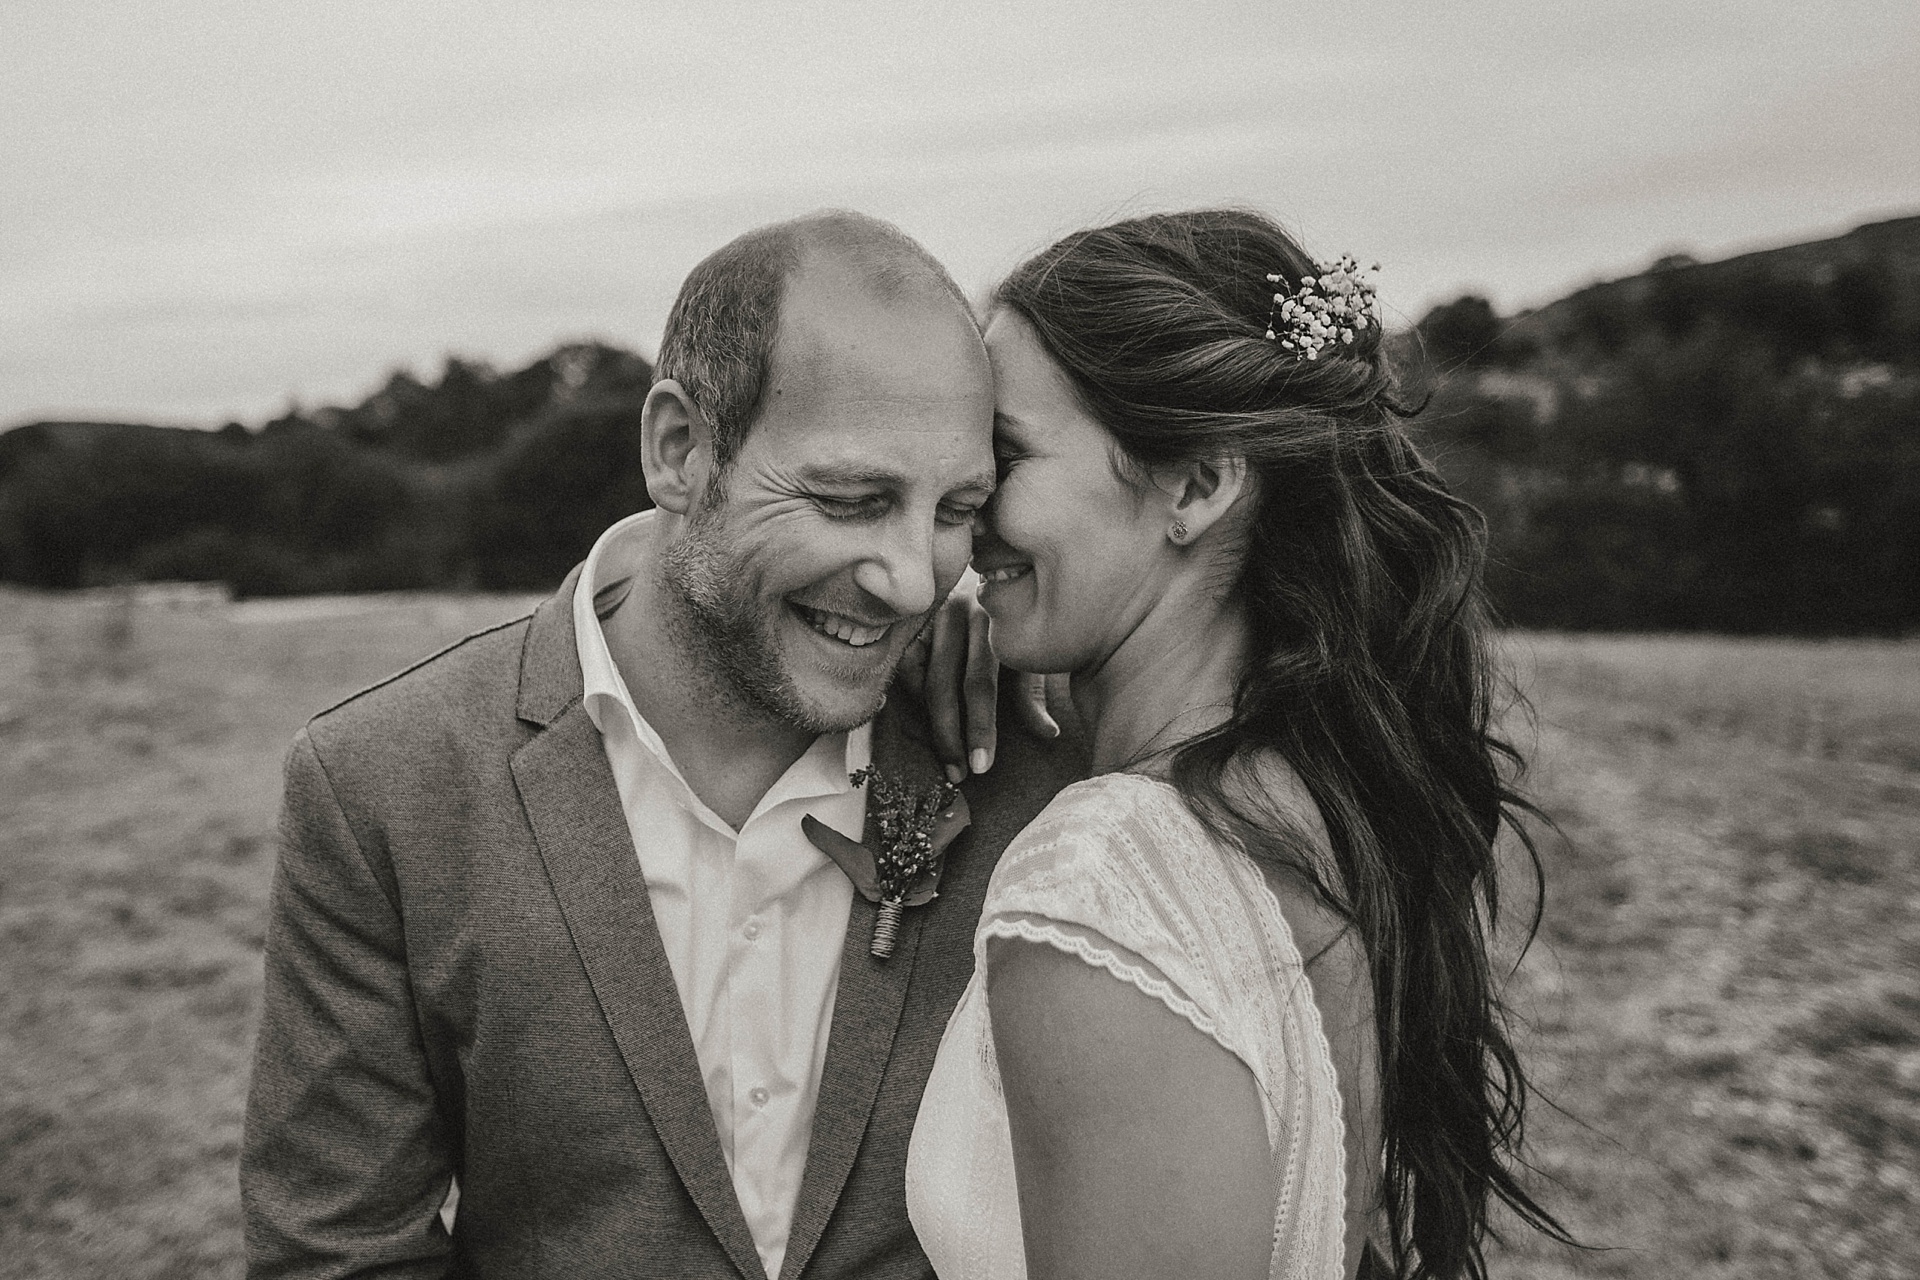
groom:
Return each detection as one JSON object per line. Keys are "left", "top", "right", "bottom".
{"left": 241, "top": 212, "right": 1081, "bottom": 1279}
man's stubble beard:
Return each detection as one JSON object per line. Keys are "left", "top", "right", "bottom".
{"left": 659, "top": 497, "right": 896, "bottom": 736}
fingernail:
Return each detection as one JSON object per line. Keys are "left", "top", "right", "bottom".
{"left": 971, "top": 748, "right": 991, "bottom": 774}
{"left": 946, "top": 763, "right": 965, "bottom": 784}
{"left": 1043, "top": 722, "right": 1061, "bottom": 739}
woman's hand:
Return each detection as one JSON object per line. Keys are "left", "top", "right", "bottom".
{"left": 897, "top": 571, "right": 1059, "bottom": 783}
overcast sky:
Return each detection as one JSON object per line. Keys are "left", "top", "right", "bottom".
{"left": 4, "top": 0, "right": 1916, "bottom": 428}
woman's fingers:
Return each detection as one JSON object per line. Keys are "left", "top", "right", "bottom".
{"left": 963, "top": 601, "right": 999, "bottom": 775}
{"left": 914, "top": 574, "right": 1059, "bottom": 778}
{"left": 924, "top": 591, "right": 971, "bottom": 782}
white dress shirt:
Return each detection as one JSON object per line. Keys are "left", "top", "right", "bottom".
{"left": 573, "top": 510, "right": 867, "bottom": 1280}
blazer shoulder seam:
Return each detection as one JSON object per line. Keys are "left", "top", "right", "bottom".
{"left": 307, "top": 609, "right": 535, "bottom": 725}
{"left": 290, "top": 726, "right": 406, "bottom": 921}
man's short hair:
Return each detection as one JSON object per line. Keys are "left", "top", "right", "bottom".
{"left": 653, "top": 210, "right": 972, "bottom": 470}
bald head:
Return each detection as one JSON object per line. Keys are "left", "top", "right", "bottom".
{"left": 789, "top": 210, "right": 971, "bottom": 308}
{"left": 654, "top": 210, "right": 977, "bottom": 470}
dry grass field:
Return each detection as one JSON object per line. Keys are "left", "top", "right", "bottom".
{"left": 1, "top": 589, "right": 1915, "bottom": 1278}
{"left": 1488, "top": 632, "right": 1920, "bottom": 1279}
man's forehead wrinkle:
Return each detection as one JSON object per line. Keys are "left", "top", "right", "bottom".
{"left": 797, "top": 391, "right": 986, "bottom": 410}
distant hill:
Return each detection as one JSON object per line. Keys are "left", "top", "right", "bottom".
{"left": 1510, "top": 213, "right": 1920, "bottom": 367}
{"left": 1406, "top": 212, "right": 1920, "bottom": 633}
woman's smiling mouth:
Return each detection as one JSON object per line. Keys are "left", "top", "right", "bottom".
{"left": 976, "top": 563, "right": 1032, "bottom": 586}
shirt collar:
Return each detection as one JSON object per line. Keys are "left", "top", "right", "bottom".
{"left": 573, "top": 507, "right": 656, "bottom": 735}
{"left": 571, "top": 509, "right": 873, "bottom": 830}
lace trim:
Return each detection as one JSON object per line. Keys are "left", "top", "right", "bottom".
{"left": 1231, "top": 846, "right": 1349, "bottom": 1280}
{"left": 978, "top": 916, "right": 1263, "bottom": 1106}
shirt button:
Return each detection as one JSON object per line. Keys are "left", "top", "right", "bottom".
{"left": 743, "top": 919, "right": 761, "bottom": 941}
{"left": 749, "top": 1086, "right": 770, "bottom": 1107}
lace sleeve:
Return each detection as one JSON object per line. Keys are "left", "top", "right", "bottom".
{"left": 967, "top": 773, "right": 1352, "bottom": 1280}
{"left": 976, "top": 775, "right": 1265, "bottom": 1090}
{"left": 975, "top": 773, "right": 1352, "bottom": 1280}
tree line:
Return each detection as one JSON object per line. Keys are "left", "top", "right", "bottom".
{"left": 0, "top": 344, "right": 657, "bottom": 596}
{"left": 2, "top": 214, "right": 1916, "bottom": 631}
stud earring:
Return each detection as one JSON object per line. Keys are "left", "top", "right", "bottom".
{"left": 1169, "top": 519, "right": 1189, "bottom": 543}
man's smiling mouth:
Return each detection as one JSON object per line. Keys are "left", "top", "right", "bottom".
{"left": 793, "top": 603, "right": 892, "bottom": 648}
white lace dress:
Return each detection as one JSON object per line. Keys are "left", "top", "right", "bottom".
{"left": 906, "top": 773, "right": 1351, "bottom": 1280}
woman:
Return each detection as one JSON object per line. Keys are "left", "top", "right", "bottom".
{"left": 905, "top": 211, "right": 1572, "bottom": 1279}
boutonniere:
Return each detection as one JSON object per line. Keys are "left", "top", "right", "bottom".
{"left": 802, "top": 767, "right": 971, "bottom": 960}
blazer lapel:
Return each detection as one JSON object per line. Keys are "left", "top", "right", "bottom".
{"left": 510, "top": 577, "right": 764, "bottom": 1280}
{"left": 778, "top": 703, "right": 945, "bottom": 1280}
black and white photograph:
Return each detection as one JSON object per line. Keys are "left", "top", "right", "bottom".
{"left": 2, "top": 3, "right": 1916, "bottom": 1277}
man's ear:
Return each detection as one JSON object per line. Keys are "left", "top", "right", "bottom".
{"left": 642, "top": 379, "right": 714, "bottom": 516}
{"left": 1161, "top": 454, "right": 1251, "bottom": 543}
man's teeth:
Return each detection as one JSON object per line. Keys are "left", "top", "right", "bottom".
{"left": 802, "top": 607, "right": 890, "bottom": 647}
{"left": 978, "top": 564, "right": 1031, "bottom": 584}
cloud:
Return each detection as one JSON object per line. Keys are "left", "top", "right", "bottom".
{"left": 5, "top": 0, "right": 1920, "bottom": 425}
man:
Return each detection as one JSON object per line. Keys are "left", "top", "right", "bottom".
{"left": 241, "top": 211, "right": 1081, "bottom": 1279}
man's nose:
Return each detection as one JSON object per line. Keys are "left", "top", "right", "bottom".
{"left": 852, "top": 513, "right": 938, "bottom": 619}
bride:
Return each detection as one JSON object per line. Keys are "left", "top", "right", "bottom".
{"left": 906, "top": 211, "right": 1572, "bottom": 1279}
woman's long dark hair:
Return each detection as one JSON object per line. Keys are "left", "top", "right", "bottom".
{"left": 995, "top": 210, "right": 1575, "bottom": 1280}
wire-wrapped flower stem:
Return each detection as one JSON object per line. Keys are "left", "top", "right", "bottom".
{"left": 870, "top": 899, "right": 906, "bottom": 959}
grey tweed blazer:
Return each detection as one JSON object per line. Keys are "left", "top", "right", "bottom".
{"left": 241, "top": 568, "right": 1085, "bottom": 1280}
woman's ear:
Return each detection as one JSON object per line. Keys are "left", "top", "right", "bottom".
{"left": 642, "top": 379, "right": 714, "bottom": 516}
{"left": 1161, "top": 455, "right": 1251, "bottom": 545}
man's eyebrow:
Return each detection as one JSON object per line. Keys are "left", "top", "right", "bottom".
{"left": 797, "top": 462, "right": 907, "bottom": 487}
{"left": 953, "top": 469, "right": 997, "bottom": 495}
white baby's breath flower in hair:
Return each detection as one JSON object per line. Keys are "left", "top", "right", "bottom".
{"left": 1263, "top": 255, "right": 1380, "bottom": 361}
